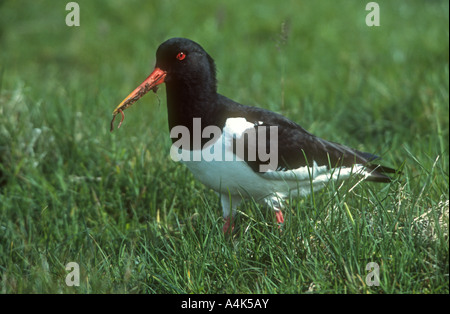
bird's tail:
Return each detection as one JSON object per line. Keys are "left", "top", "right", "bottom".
{"left": 365, "top": 163, "right": 399, "bottom": 183}
{"left": 352, "top": 149, "right": 399, "bottom": 183}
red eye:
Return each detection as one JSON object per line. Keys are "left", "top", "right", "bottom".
{"left": 176, "top": 52, "right": 186, "bottom": 61}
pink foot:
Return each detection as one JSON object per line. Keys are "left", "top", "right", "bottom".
{"left": 223, "top": 216, "right": 235, "bottom": 234}
{"left": 275, "top": 210, "right": 284, "bottom": 224}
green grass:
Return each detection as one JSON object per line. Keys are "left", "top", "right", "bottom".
{"left": 0, "top": 0, "right": 448, "bottom": 294}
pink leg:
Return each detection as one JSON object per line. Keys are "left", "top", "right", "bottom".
{"left": 223, "top": 216, "right": 235, "bottom": 234}
{"left": 275, "top": 210, "right": 284, "bottom": 224}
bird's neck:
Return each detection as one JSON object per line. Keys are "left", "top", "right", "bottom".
{"left": 165, "top": 80, "right": 219, "bottom": 131}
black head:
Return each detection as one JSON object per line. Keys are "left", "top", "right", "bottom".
{"left": 155, "top": 38, "right": 217, "bottom": 90}
{"left": 111, "top": 38, "right": 218, "bottom": 123}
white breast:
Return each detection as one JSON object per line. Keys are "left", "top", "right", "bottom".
{"left": 171, "top": 117, "right": 273, "bottom": 198}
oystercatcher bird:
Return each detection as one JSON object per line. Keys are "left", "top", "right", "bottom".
{"left": 111, "top": 37, "right": 396, "bottom": 233}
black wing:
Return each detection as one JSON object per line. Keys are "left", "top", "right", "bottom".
{"left": 218, "top": 95, "right": 396, "bottom": 182}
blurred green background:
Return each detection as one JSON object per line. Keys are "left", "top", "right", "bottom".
{"left": 0, "top": 0, "right": 448, "bottom": 293}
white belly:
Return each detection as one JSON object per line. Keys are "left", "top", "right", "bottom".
{"left": 183, "top": 158, "right": 275, "bottom": 198}
{"left": 181, "top": 157, "right": 346, "bottom": 200}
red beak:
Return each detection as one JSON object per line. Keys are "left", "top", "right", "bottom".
{"left": 110, "top": 67, "right": 167, "bottom": 132}
{"left": 110, "top": 67, "right": 166, "bottom": 131}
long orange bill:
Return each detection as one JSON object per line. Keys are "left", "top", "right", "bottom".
{"left": 110, "top": 67, "right": 167, "bottom": 132}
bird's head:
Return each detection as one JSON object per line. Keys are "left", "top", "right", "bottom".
{"left": 110, "top": 38, "right": 216, "bottom": 131}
